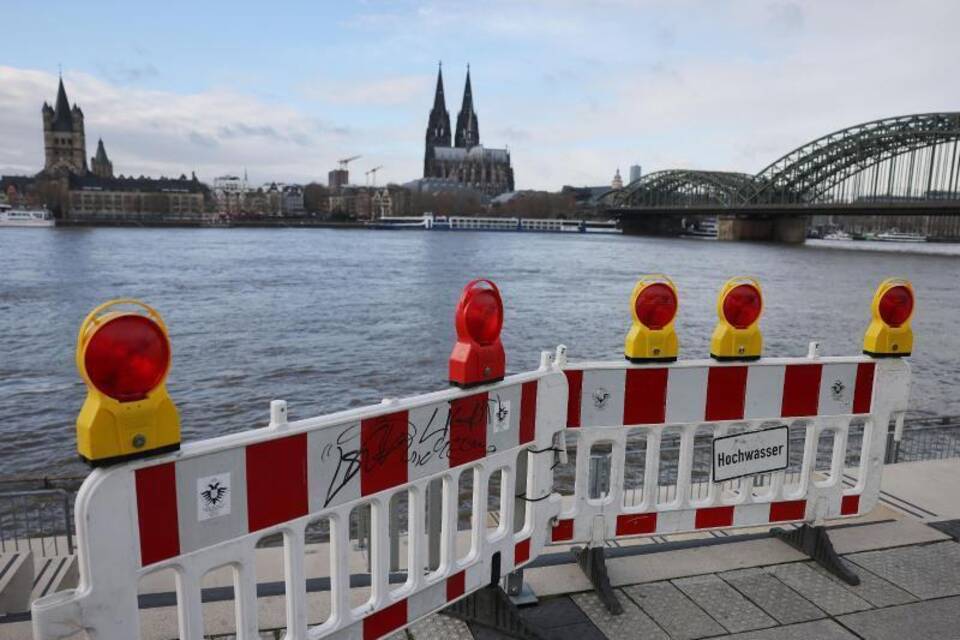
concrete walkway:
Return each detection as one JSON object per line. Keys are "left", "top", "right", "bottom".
{"left": 440, "top": 539, "right": 960, "bottom": 640}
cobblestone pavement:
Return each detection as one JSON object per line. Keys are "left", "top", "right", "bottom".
{"left": 394, "top": 540, "right": 960, "bottom": 640}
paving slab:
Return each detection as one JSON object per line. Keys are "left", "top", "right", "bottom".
{"left": 711, "top": 619, "right": 859, "bottom": 639}
{"left": 827, "top": 517, "right": 948, "bottom": 555}
{"left": 837, "top": 595, "right": 960, "bottom": 640}
{"left": 846, "top": 540, "right": 960, "bottom": 599}
{"left": 879, "top": 458, "right": 960, "bottom": 519}
{"left": 623, "top": 582, "right": 726, "bottom": 640}
{"left": 804, "top": 560, "right": 915, "bottom": 608}
{"left": 606, "top": 538, "right": 807, "bottom": 587}
{"left": 766, "top": 563, "right": 871, "bottom": 615}
{"left": 719, "top": 568, "right": 824, "bottom": 625}
{"left": 571, "top": 590, "right": 669, "bottom": 640}
{"left": 407, "top": 613, "right": 472, "bottom": 640}
{"left": 467, "top": 593, "right": 608, "bottom": 640}
{"left": 672, "top": 574, "right": 776, "bottom": 634}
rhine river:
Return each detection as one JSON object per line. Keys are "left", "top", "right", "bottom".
{"left": 1, "top": 228, "right": 958, "bottom": 478}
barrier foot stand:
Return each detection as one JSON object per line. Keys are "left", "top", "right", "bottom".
{"left": 572, "top": 545, "right": 624, "bottom": 615}
{"left": 506, "top": 569, "right": 539, "bottom": 607}
{"left": 442, "top": 583, "right": 550, "bottom": 640}
{"left": 771, "top": 524, "right": 861, "bottom": 586}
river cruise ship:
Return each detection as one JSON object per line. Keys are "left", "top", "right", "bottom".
{"left": 367, "top": 213, "right": 621, "bottom": 234}
{"left": 0, "top": 204, "right": 55, "bottom": 227}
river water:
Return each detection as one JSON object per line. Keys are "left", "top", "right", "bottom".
{"left": 1, "top": 228, "right": 958, "bottom": 478}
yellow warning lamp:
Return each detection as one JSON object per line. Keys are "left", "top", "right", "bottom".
{"left": 710, "top": 277, "right": 764, "bottom": 361}
{"left": 624, "top": 275, "right": 679, "bottom": 362}
{"left": 863, "top": 278, "right": 914, "bottom": 357}
{"left": 75, "top": 299, "right": 180, "bottom": 466}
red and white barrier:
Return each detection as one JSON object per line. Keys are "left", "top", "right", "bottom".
{"left": 550, "top": 347, "right": 911, "bottom": 545}
{"left": 32, "top": 360, "right": 567, "bottom": 640}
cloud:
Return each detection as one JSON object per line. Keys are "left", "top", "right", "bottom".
{"left": 0, "top": 66, "right": 399, "bottom": 184}
{"left": 3, "top": 0, "right": 960, "bottom": 190}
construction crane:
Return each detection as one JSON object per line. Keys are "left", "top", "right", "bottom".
{"left": 366, "top": 165, "right": 384, "bottom": 187}
{"left": 338, "top": 155, "right": 361, "bottom": 170}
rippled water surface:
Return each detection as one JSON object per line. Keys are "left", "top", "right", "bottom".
{"left": 1, "top": 228, "right": 958, "bottom": 477}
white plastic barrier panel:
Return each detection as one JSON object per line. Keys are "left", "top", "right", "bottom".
{"left": 32, "top": 361, "right": 567, "bottom": 640}
{"left": 550, "top": 351, "right": 911, "bottom": 545}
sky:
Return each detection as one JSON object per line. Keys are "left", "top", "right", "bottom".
{"left": 1, "top": 0, "right": 959, "bottom": 190}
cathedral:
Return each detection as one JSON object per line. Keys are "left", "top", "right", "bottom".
{"left": 423, "top": 65, "right": 514, "bottom": 197}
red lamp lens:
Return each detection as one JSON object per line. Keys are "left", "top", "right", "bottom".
{"left": 634, "top": 283, "right": 678, "bottom": 329}
{"left": 878, "top": 285, "right": 913, "bottom": 327}
{"left": 722, "top": 284, "right": 762, "bottom": 329}
{"left": 464, "top": 289, "right": 502, "bottom": 345}
{"left": 84, "top": 315, "right": 170, "bottom": 402}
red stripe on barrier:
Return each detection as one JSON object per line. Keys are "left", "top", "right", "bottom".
{"left": 841, "top": 494, "right": 860, "bottom": 515}
{"left": 551, "top": 518, "right": 575, "bottom": 542}
{"left": 565, "top": 370, "right": 582, "bottom": 428}
{"left": 769, "top": 499, "right": 807, "bottom": 522}
{"left": 695, "top": 505, "right": 734, "bottom": 529}
{"left": 446, "top": 570, "right": 466, "bottom": 601}
{"left": 615, "top": 513, "right": 658, "bottom": 536}
{"left": 246, "top": 434, "right": 308, "bottom": 532}
{"left": 781, "top": 364, "right": 823, "bottom": 417}
{"left": 449, "top": 393, "right": 488, "bottom": 467}
{"left": 135, "top": 462, "right": 180, "bottom": 566}
{"left": 853, "top": 362, "right": 876, "bottom": 414}
{"left": 361, "top": 410, "right": 409, "bottom": 496}
{"left": 623, "top": 368, "right": 668, "bottom": 425}
{"left": 363, "top": 599, "right": 407, "bottom": 640}
{"left": 515, "top": 538, "right": 531, "bottom": 566}
{"left": 705, "top": 366, "right": 748, "bottom": 421}
{"left": 520, "top": 380, "right": 538, "bottom": 444}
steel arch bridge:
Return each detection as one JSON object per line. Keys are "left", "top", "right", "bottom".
{"left": 605, "top": 112, "right": 960, "bottom": 209}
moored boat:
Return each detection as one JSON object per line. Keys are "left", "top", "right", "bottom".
{"left": 0, "top": 204, "right": 55, "bottom": 228}
{"left": 876, "top": 229, "right": 927, "bottom": 243}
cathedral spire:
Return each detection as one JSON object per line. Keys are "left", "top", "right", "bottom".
{"left": 424, "top": 62, "right": 451, "bottom": 176}
{"left": 460, "top": 65, "right": 473, "bottom": 114}
{"left": 52, "top": 77, "right": 74, "bottom": 131}
{"left": 454, "top": 65, "right": 479, "bottom": 149}
{"left": 91, "top": 138, "right": 113, "bottom": 178}
{"left": 432, "top": 61, "right": 446, "bottom": 111}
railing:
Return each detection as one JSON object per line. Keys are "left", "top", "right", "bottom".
{"left": 0, "top": 477, "right": 82, "bottom": 558}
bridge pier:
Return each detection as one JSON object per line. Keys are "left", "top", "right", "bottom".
{"left": 717, "top": 216, "right": 807, "bottom": 244}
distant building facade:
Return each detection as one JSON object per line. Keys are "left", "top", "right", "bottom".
{"left": 68, "top": 173, "right": 206, "bottom": 217}
{"left": 612, "top": 168, "right": 623, "bottom": 190}
{"left": 328, "top": 169, "right": 349, "bottom": 188}
{"left": 629, "top": 165, "right": 642, "bottom": 184}
{"left": 423, "top": 65, "right": 514, "bottom": 197}
{"left": 282, "top": 184, "right": 305, "bottom": 215}
{"left": 329, "top": 186, "right": 374, "bottom": 219}
{"left": 371, "top": 185, "right": 410, "bottom": 218}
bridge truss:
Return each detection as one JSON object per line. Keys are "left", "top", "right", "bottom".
{"left": 605, "top": 112, "right": 960, "bottom": 209}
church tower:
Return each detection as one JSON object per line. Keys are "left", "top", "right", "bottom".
{"left": 91, "top": 139, "right": 114, "bottom": 178}
{"left": 424, "top": 63, "right": 451, "bottom": 176}
{"left": 454, "top": 66, "right": 479, "bottom": 149}
{"left": 42, "top": 77, "right": 87, "bottom": 175}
